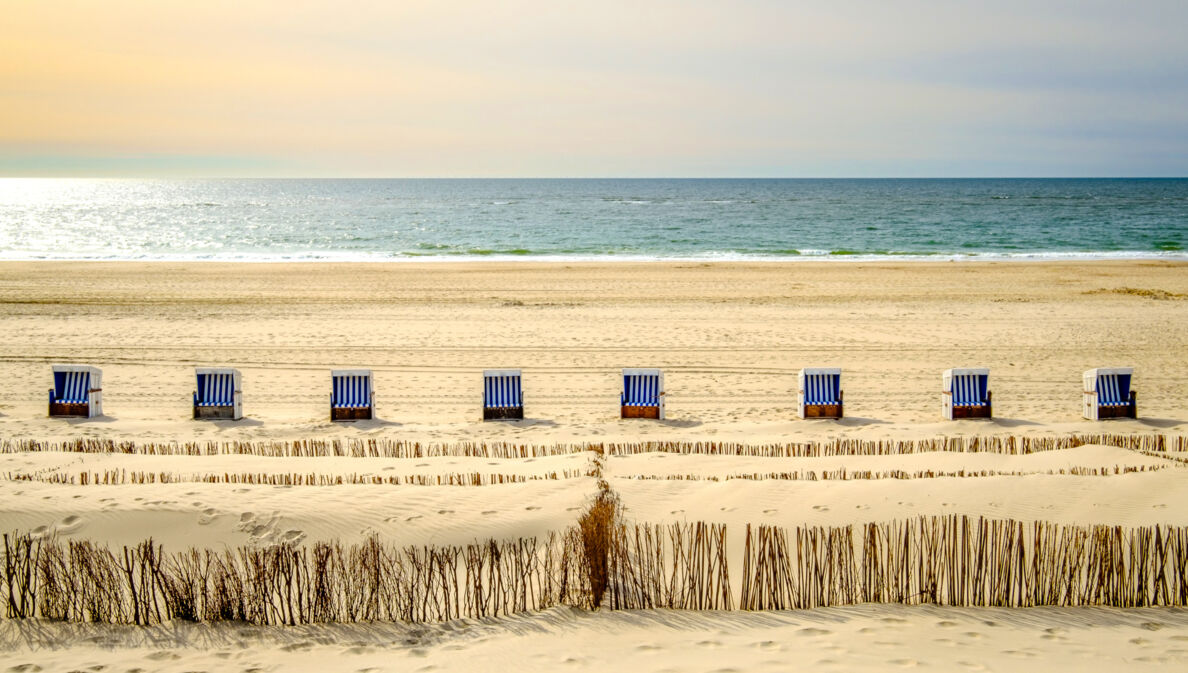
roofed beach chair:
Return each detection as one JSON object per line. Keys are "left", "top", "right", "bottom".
{"left": 193, "top": 367, "right": 243, "bottom": 420}
{"left": 943, "top": 368, "right": 991, "bottom": 420}
{"left": 331, "top": 369, "right": 374, "bottom": 421}
{"left": 48, "top": 365, "right": 102, "bottom": 418}
{"left": 621, "top": 368, "right": 664, "bottom": 419}
{"left": 799, "top": 368, "right": 843, "bottom": 419}
{"left": 483, "top": 369, "right": 524, "bottom": 420}
{"left": 1083, "top": 367, "right": 1136, "bottom": 420}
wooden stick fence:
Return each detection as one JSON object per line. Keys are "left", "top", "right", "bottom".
{"left": 2, "top": 433, "right": 1184, "bottom": 459}
{"left": 7, "top": 469, "right": 588, "bottom": 487}
{"left": 6, "top": 516, "right": 1187, "bottom": 624}
{"left": 617, "top": 464, "right": 1171, "bottom": 482}
{"left": 738, "top": 516, "right": 1188, "bottom": 610}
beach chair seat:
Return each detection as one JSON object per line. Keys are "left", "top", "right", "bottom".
{"left": 799, "top": 368, "right": 843, "bottom": 419}
{"left": 193, "top": 368, "right": 243, "bottom": 420}
{"left": 331, "top": 369, "right": 374, "bottom": 421}
{"left": 48, "top": 365, "right": 103, "bottom": 418}
{"left": 483, "top": 369, "right": 524, "bottom": 420}
{"left": 621, "top": 368, "right": 665, "bottom": 419}
{"left": 943, "top": 368, "right": 991, "bottom": 419}
{"left": 1083, "top": 368, "right": 1136, "bottom": 420}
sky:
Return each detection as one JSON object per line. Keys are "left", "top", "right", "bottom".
{"left": 2, "top": 0, "right": 1186, "bottom": 177}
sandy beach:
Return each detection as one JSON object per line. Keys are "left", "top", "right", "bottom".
{"left": 3, "top": 260, "right": 1188, "bottom": 672}
{"left": 1, "top": 260, "right": 1185, "bottom": 442}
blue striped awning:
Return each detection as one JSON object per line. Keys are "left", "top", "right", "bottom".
{"left": 951, "top": 373, "right": 988, "bottom": 407}
{"left": 196, "top": 372, "right": 236, "bottom": 406}
{"left": 483, "top": 373, "right": 523, "bottom": 409}
{"left": 332, "top": 373, "right": 372, "bottom": 409}
{"left": 52, "top": 371, "right": 90, "bottom": 404}
{"left": 622, "top": 373, "right": 661, "bottom": 407}
{"left": 1096, "top": 373, "right": 1130, "bottom": 406}
{"left": 803, "top": 372, "right": 840, "bottom": 405}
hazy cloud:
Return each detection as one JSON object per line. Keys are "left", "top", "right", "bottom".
{"left": 1, "top": 0, "right": 1185, "bottom": 176}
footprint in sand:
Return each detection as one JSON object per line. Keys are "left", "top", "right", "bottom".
{"left": 404, "top": 515, "right": 422, "bottom": 522}
{"left": 811, "top": 505, "right": 829, "bottom": 512}
{"left": 752, "top": 641, "right": 779, "bottom": 650}
{"left": 797, "top": 628, "right": 832, "bottom": 637}
{"left": 762, "top": 509, "right": 778, "bottom": 514}
{"left": 670, "top": 509, "right": 685, "bottom": 515}
{"left": 281, "top": 530, "right": 305, "bottom": 544}
{"left": 635, "top": 644, "right": 661, "bottom": 652}
{"left": 7, "top": 664, "right": 42, "bottom": 672}
{"left": 888, "top": 659, "right": 920, "bottom": 668}
{"left": 719, "top": 507, "right": 735, "bottom": 512}
{"left": 438, "top": 510, "right": 454, "bottom": 515}
{"left": 146, "top": 652, "right": 180, "bottom": 661}
{"left": 525, "top": 506, "right": 541, "bottom": 511}
{"left": 481, "top": 510, "right": 497, "bottom": 515}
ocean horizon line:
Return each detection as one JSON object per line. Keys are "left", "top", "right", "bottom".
{"left": 2, "top": 251, "right": 1185, "bottom": 264}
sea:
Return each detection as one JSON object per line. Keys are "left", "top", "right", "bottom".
{"left": 0, "top": 178, "right": 1185, "bottom": 262}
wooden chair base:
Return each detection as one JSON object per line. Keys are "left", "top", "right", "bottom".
{"left": 194, "top": 405, "right": 240, "bottom": 420}
{"left": 483, "top": 407, "right": 524, "bottom": 421}
{"left": 621, "top": 406, "right": 660, "bottom": 419}
{"left": 802, "top": 404, "right": 843, "bottom": 419}
{"left": 49, "top": 401, "right": 89, "bottom": 418}
{"left": 1094, "top": 404, "right": 1137, "bottom": 420}
{"left": 950, "top": 405, "right": 992, "bottom": 419}
{"left": 332, "top": 407, "right": 373, "bottom": 421}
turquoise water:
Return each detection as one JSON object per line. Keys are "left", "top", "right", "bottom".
{"left": 0, "top": 178, "right": 1185, "bottom": 261}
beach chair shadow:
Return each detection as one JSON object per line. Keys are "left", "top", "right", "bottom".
{"left": 835, "top": 416, "right": 890, "bottom": 427}
{"left": 207, "top": 417, "right": 264, "bottom": 429}
{"left": 61, "top": 414, "right": 118, "bottom": 424}
{"left": 1135, "top": 417, "right": 1185, "bottom": 429}
{"left": 989, "top": 417, "right": 1042, "bottom": 428}
{"left": 339, "top": 417, "right": 401, "bottom": 429}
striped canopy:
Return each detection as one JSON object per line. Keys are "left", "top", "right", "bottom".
{"left": 948, "top": 371, "right": 989, "bottom": 407}
{"left": 1093, "top": 372, "right": 1132, "bottom": 406}
{"left": 483, "top": 370, "right": 523, "bottom": 409}
{"left": 622, "top": 371, "right": 662, "bottom": 407}
{"left": 332, "top": 371, "right": 373, "bottom": 409}
{"left": 801, "top": 369, "right": 841, "bottom": 405}
{"left": 196, "top": 371, "right": 237, "bottom": 406}
{"left": 52, "top": 370, "right": 91, "bottom": 404}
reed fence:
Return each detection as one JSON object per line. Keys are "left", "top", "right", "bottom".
{"left": 617, "top": 464, "right": 1170, "bottom": 482}
{"left": 2, "top": 433, "right": 1183, "bottom": 459}
{"left": 7, "top": 469, "right": 588, "bottom": 487}
{"left": 6, "top": 515, "right": 1187, "bottom": 624}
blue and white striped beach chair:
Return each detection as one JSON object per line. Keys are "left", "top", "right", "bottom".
{"left": 48, "top": 365, "right": 103, "bottom": 418}
{"left": 942, "top": 368, "right": 991, "bottom": 419}
{"left": 331, "top": 369, "right": 374, "bottom": 421}
{"left": 483, "top": 369, "right": 524, "bottom": 420}
{"left": 193, "top": 367, "right": 243, "bottom": 420}
{"left": 621, "top": 368, "right": 665, "bottom": 419}
{"left": 1083, "top": 367, "right": 1136, "bottom": 420}
{"left": 798, "top": 368, "right": 843, "bottom": 419}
